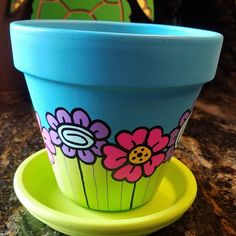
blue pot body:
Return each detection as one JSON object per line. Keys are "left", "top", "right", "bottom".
{"left": 10, "top": 20, "right": 223, "bottom": 135}
{"left": 10, "top": 20, "right": 223, "bottom": 211}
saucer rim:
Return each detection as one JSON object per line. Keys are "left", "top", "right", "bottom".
{"left": 14, "top": 149, "right": 197, "bottom": 231}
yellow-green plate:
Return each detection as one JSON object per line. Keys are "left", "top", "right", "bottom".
{"left": 14, "top": 149, "right": 197, "bottom": 236}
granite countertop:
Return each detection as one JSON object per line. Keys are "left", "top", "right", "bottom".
{"left": 0, "top": 84, "right": 235, "bottom": 236}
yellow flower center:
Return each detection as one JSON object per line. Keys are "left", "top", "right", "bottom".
{"left": 129, "top": 146, "right": 152, "bottom": 164}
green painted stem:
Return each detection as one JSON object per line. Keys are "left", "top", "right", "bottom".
{"left": 76, "top": 158, "right": 90, "bottom": 209}
{"left": 130, "top": 182, "right": 137, "bottom": 209}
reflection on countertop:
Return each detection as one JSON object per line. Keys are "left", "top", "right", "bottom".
{"left": 0, "top": 84, "right": 235, "bottom": 236}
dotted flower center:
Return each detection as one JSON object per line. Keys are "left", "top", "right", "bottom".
{"left": 128, "top": 146, "right": 152, "bottom": 165}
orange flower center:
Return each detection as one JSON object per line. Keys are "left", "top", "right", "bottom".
{"left": 129, "top": 146, "right": 152, "bottom": 164}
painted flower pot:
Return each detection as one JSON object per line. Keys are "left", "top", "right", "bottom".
{"left": 10, "top": 20, "right": 223, "bottom": 211}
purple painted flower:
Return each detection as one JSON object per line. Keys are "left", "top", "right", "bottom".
{"left": 165, "top": 109, "right": 192, "bottom": 162}
{"left": 35, "top": 112, "right": 56, "bottom": 164}
{"left": 46, "top": 108, "right": 111, "bottom": 164}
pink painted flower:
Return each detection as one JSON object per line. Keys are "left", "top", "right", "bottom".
{"left": 164, "top": 109, "right": 192, "bottom": 162}
{"left": 102, "top": 127, "right": 169, "bottom": 183}
{"left": 36, "top": 112, "right": 56, "bottom": 164}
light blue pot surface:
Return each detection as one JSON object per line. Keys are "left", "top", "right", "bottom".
{"left": 10, "top": 20, "right": 223, "bottom": 134}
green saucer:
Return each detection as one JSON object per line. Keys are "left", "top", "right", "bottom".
{"left": 14, "top": 149, "right": 197, "bottom": 236}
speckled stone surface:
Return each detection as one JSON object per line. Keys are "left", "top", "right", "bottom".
{"left": 0, "top": 84, "right": 235, "bottom": 235}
